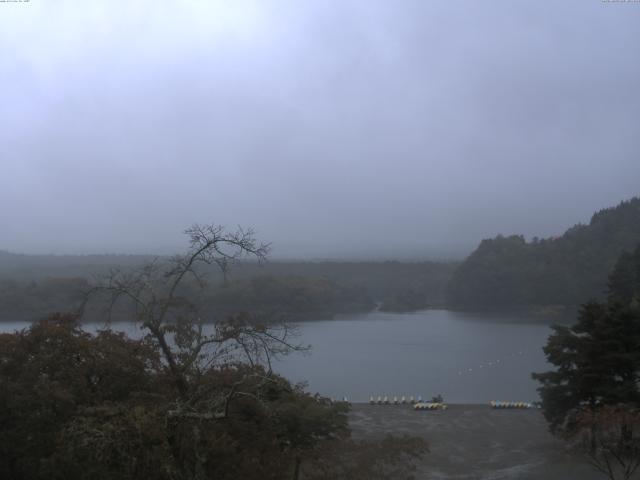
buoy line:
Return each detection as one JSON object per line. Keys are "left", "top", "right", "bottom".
{"left": 456, "top": 349, "right": 528, "bottom": 376}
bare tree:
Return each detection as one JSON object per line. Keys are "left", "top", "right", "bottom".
{"left": 80, "top": 224, "right": 313, "bottom": 477}
{"left": 570, "top": 406, "right": 640, "bottom": 480}
{"left": 81, "top": 223, "right": 305, "bottom": 401}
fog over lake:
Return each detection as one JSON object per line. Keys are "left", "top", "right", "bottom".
{"left": 1, "top": 310, "right": 552, "bottom": 404}
{"left": 2, "top": 2, "right": 638, "bottom": 477}
{"left": 2, "top": 1, "right": 639, "bottom": 260}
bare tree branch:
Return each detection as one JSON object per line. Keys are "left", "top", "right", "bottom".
{"left": 80, "top": 223, "right": 301, "bottom": 412}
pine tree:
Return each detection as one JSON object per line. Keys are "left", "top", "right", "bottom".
{"left": 533, "top": 244, "right": 640, "bottom": 479}
{"left": 533, "top": 244, "right": 640, "bottom": 434}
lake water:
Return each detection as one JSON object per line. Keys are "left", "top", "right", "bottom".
{"left": 0, "top": 309, "right": 554, "bottom": 404}
{"left": 274, "top": 310, "right": 554, "bottom": 403}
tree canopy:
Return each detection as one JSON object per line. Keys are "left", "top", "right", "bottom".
{"left": 448, "top": 197, "right": 640, "bottom": 309}
{"left": 0, "top": 315, "right": 356, "bottom": 480}
{"left": 532, "top": 243, "right": 640, "bottom": 479}
{"left": 532, "top": 243, "right": 640, "bottom": 433}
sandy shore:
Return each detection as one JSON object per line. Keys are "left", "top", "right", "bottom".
{"left": 348, "top": 404, "right": 604, "bottom": 480}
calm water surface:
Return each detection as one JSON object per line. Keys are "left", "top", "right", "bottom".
{"left": 274, "top": 310, "right": 553, "bottom": 403}
{"left": 1, "top": 310, "right": 553, "bottom": 403}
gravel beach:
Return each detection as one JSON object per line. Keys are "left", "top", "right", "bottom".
{"left": 349, "top": 404, "right": 605, "bottom": 480}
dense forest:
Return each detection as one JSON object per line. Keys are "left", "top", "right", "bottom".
{"left": 530, "top": 243, "right": 640, "bottom": 479}
{"left": 534, "top": 242, "right": 640, "bottom": 431}
{"left": 0, "top": 253, "right": 455, "bottom": 322}
{"left": 3, "top": 197, "right": 639, "bottom": 320}
{"left": 187, "top": 274, "right": 375, "bottom": 321}
{"left": 448, "top": 197, "right": 640, "bottom": 309}
{"left": 0, "top": 275, "right": 375, "bottom": 323}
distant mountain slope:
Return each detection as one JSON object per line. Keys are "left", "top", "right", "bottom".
{"left": 447, "top": 197, "right": 640, "bottom": 308}
{"left": 0, "top": 251, "right": 154, "bottom": 279}
{"left": 0, "top": 249, "right": 456, "bottom": 320}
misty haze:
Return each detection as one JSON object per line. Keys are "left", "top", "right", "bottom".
{"left": 1, "top": 1, "right": 639, "bottom": 480}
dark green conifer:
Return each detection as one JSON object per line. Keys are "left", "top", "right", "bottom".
{"left": 533, "top": 244, "right": 640, "bottom": 433}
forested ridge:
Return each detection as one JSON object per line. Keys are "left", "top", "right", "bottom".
{"left": 0, "top": 253, "right": 455, "bottom": 321}
{"left": 448, "top": 197, "right": 640, "bottom": 309}
{"left": 3, "top": 197, "right": 639, "bottom": 318}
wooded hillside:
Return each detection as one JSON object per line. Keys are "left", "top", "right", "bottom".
{"left": 448, "top": 197, "right": 640, "bottom": 308}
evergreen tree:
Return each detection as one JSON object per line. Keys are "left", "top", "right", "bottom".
{"left": 533, "top": 245, "right": 640, "bottom": 479}
{"left": 533, "top": 244, "right": 640, "bottom": 434}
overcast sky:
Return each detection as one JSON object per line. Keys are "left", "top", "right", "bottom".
{"left": 1, "top": 0, "right": 639, "bottom": 259}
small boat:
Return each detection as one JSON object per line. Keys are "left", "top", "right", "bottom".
{"left": 414, "top": 402, "right": 447, "bottom": 411}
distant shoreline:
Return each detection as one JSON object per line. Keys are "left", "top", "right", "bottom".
{"left": 0, "top": 304, "right": 578, "bottom": 324}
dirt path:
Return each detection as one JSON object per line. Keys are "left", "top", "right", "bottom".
{"left": 349, "top": 404, "right": 606, "bottom": 480}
